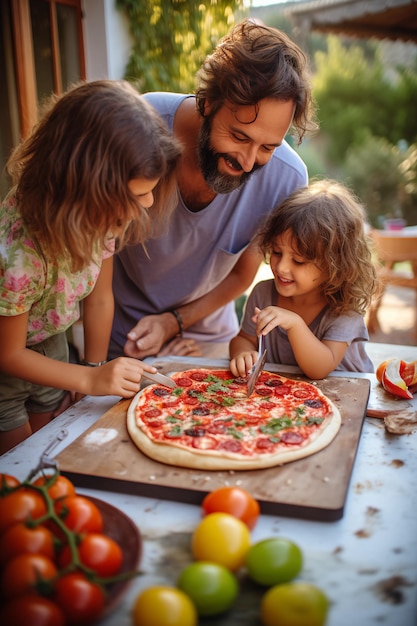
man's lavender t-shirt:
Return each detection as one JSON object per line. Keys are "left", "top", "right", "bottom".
{"left": 109, "top": 93, "right": 308, "bottom": 358}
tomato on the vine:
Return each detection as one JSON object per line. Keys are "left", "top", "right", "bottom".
{"left": 0, "top": 473, "right": 20, "bottom": 491}
{"left": 33, "top": 474, "right": 76, "bottom": 502}
{"left": 0, "top": 522, "right": 55, "bottom": 566}
{"left": 201, "top": 486, "right": 260, "bottom": 530}
{"left": 59, "top": 532, "right": 123, "bottom": 577}
{"left": 0, "top": 488, "right": 47, "bottom": 535}
{"left": 0, "top": 594, "right": 66, "bottom": 626}
{"left": 0, "top": 553, "right": 58, "bottom": 598}
{"left": 53, "top": 572, "right": 105, "bottom": 625}
{"left": 54, "top": 495, "right": 103, "bottom": 534}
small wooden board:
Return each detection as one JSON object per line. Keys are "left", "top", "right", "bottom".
{"left": 57, "top": 362, "right": 370, "bottom": 521}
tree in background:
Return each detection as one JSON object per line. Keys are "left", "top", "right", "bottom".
{"left": 309, "top": 36, "right": 417, "bottom": 225}
{"left": 116, "top": 0, "right": 247, "bottom": 93}
{"left": 343, "top": 135, "right": 406, "bottom": 227}
{"left": 313, "top": 37, "right": 401, "bottom": 164}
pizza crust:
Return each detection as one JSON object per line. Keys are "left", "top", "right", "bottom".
{"left": 126, "top": 374, "right": 342, "bottom": 471}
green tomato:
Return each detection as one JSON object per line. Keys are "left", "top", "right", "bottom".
{"left": 260, "top": 582, "right": 329, "bottom": 626}
{"left": 177, "top": 561, "right": 239, "bottom": 616}
{"left": 246, "top": 537, "right": 303, "bottom": 586}
{"left": 132, "top": 586, "right": 197, "bottom": 626}
{"left": 192, "top": 512, "right": 251, "bottom": 571}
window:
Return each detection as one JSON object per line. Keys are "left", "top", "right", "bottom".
{"left": 0, "top": 0, "right": 85, "bottom": 197}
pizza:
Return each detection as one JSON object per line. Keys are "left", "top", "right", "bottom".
{"left": 126, "top": 368, "right": 342, "bottom": 470}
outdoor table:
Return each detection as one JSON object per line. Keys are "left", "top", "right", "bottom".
{"left": 0, "top": 342, "right": 416, "bottom": 626}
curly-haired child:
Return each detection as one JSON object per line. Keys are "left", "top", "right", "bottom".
{"left": 230, "top": 179, "right": 379, "bottom": 379}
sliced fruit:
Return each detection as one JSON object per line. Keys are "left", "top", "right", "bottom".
{"left": 381, "top": 358, "right": 413, "bottom": 399}
{"left": 401, "top": 360, "right": 417, "bottom": 387}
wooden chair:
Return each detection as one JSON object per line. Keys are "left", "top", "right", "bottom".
{"left": 367, "top": 229, "right": 417, "bottom": 338}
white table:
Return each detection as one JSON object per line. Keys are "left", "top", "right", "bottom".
{"left": 1, "top": 344, "right": 416, "bottom": 626}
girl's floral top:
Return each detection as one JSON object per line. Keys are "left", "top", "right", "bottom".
{"left": 0, "top": 192, "right": 114, "bottom": 346}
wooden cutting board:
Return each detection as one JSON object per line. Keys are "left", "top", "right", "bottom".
{"left": 57, "top": 361, "right": 371, "bottom": 522}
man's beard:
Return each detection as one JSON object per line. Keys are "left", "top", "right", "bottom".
{"left": 197, "top": 116, "right": 262, "bottom": 194}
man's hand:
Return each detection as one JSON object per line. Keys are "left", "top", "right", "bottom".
{"left": 124, "top": 313, "right": 201, "bottom": 358}
{"left": 124, "top": 313, "right": 179, "bottom": 358}
{"left": 157, "top": 337, "right": 201, "bottom": 357}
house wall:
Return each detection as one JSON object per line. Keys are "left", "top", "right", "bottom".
{"left": 82, "top": 0, "right": 133, "bottom": 80}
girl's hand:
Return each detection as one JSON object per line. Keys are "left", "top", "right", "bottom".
{"left": 229, "top": 351, "right": 259, "bottom": 378}
{"left": 253, "top": 306, "right": 301, "bottom": 335}
{"left": 84, "top": 357, "right": 159, "bottom": 398}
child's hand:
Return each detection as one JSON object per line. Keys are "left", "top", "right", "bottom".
{"left": 84, "top": 357, "right": 159, "bottom": 398}
{"left": 253, "top": 305, "right": 301, "bottom": 335}
{"left": 229, "top": 351, "right": 259, "bottom": 378}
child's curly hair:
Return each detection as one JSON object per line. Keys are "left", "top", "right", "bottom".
{"left": 258, "top": 179, "right": 380, "bottom": 315}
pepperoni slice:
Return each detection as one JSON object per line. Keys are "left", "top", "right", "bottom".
{"left": 260, "top": 401, "right": 276, "bottom": 410}
{"left": 256, "top": 437, "right": 275, "bottom": 449}
{"left": 231, "top": 377, "right": 247, "bottom": 385}
{"left": 255, "top": 387, "right": 272, "bottom": 397}
{"left": 293, "top": 388, "right": 314, "bottom": 399}
{"left": 219, "top": 439, "right": 242, "bottom": 453}
{"left": 182, "top": 396, "right": 200, "bottom": 406}
{"left": 144, "top": 408, "right": 162, "bottom": 418}
{"left": 264, "top": 378, "right": 284, "bottom": 387}
{"left": 176, "top": 377, "right": 193, "bottom": 387}
{"left": 273, "top": 385, "right": 291, "bottom": 396}
{"left": 304, "top": 399, "right": 324, "bottom": 408}
{"left": 190, "top": 372, "right": 209, "bottom": 381}
{"left": 152, "top": 387, "right": 171, "bottom": 397}
{"left": 280, "top": 431, "right": 305, "bottom": 444}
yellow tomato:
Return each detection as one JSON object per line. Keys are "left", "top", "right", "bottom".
{"left": 132, "top": 586, "right": 197, "bottom": 626}
{"left": 191, "top": 512, "right": 251, "bottom": 571}
{"left": 261, "top": 582, "right": 329, "bottom": 626}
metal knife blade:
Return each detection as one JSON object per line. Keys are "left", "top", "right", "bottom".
{"left": 247, "top": 349, "right": 267, "bottom": 397}
{"left": 143, "top": 371, "right": 177, "bottom": 389}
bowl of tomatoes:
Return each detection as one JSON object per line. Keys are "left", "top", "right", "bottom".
{"left": 0, "top": 472, "right": 142, "bottom": 625}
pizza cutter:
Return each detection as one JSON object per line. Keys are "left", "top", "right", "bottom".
{"left": 143, "top": 371, "right": 177, "bottom": 389}
{"left": 247, "top": 334, "right": 267, "bottom": 397}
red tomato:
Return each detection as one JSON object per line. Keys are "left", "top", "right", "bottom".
{"left": 0, "top": 488, "right": 47, "bottom": 535}
{"left": 33, "top": 474, "right": 76, "bottom": 502}
{"left": 59, "top": 532, "right": 123, "bottom": 577}
{"left": 53, "top": 572, "right": 105, "bottom": 625}
{"left": 0, "top": 522, "right": 55, "bottom": 566}
{"left": 54, "top": 495, "right": 103, "bottom": 534}
{"left": 0, "top": 473, "right": 20, "bottom": 491}
{"left": 1, "top": 553, "right": 58, "bottom": 598}
{"left": 0, "top": 595, "right": 65, "bottom": 626}
{"left": 202, "top": 486, "right": 260, "bottom": 530}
